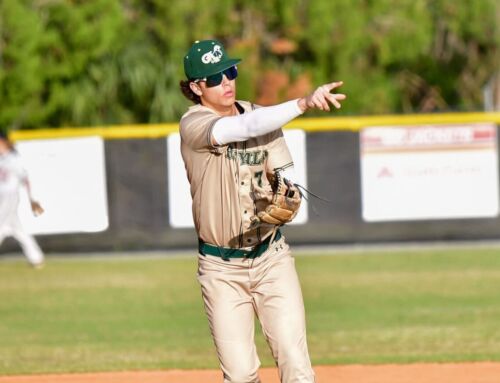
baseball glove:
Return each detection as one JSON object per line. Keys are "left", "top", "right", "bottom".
{"left": 251, "top": 171, "right": 302, "bottom": 226}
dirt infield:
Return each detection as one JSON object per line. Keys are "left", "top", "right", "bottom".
{"left": 0, "top": 362, "right": 499, "bottom": 383}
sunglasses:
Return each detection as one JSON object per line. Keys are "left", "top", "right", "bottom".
{"left": 194, "top": 66, "right": 238, "bottom": 88}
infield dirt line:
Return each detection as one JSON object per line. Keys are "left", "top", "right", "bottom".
{"left": 0, "top": 362, "right": 498, "bottom": 383}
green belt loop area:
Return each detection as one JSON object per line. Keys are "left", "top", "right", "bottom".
{"left": 198, "top": 230, "right": 282, "bottom": 260}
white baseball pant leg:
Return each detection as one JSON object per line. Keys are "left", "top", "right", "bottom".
{"left": 0, "top": 217, "right": 44, "bottom": 266}
{"left": 197, "top": 236, "right": 315, "bottom": 383}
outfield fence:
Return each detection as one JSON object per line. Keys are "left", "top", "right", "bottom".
{"left": 3, "top": 111, "right": 500, "bottom": 253}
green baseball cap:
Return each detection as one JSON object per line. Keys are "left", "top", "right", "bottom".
{"left": 184, "top": 39, "right": 241, "bottom": 80}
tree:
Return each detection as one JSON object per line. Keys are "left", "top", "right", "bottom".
{"left": 0, "top": 0, "right": 498, "bottom": 130}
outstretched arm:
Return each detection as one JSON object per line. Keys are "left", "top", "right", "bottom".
{"left": 211, "top": 81, "right": 346, "bottom": 146}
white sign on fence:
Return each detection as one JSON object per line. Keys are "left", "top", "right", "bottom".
{"left": 167, "top": 130, "right": 308, "bottom": 228}
{"left": 17, "top": 136, "right": 109, "bottom": 234}
{"left": 360, "top": 123, "right": 499, "bottom": 222}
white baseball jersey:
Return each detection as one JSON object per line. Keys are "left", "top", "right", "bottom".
{"left": 0, "top": 151, "right": 27, "bottom": 226}
{"left": 180, "top": 100, "right": 294, "bottom": 248}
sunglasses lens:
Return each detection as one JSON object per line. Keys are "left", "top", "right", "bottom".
{"left": 205, "top": 72, "right": 223, "bottom": 87}
{"left": 224, "top": 66, "right": 238, "bottom": 80}
{"left": 204, "top": 66, "right": 238, "bottom": 87}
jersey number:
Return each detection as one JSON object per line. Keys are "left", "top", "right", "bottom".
{"left": 254, "top": 171, "right": 263, "bottom": 187}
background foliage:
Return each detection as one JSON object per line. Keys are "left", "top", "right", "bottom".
{"left": 0, "top": 0, "right": 498, "bottom": 130}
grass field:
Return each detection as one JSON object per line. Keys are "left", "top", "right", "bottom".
{"left": 1, "top": 246, "right": 500, "bottom": 375}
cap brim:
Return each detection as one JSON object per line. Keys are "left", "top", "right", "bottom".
{"left": 202, "top": 58, "right": 241, "bottom": 78}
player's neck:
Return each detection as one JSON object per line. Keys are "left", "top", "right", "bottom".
{"left": 202, "top": 101, "right": 238, "bottom": 117}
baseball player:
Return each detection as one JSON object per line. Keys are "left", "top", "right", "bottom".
{"left": 179, "top": 39, "right": 346, "bottom": 383}
{"left": 0, "top": 131, "right": 45, "bottom": 268}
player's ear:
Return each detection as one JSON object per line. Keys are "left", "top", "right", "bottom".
{"left": 189, "top": 82, "right": 203, "bottom": 96}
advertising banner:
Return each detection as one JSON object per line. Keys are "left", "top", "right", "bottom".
{"left": 360, "top": 123, "right": 499, "bottom": 221}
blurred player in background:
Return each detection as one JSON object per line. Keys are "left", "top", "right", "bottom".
{"left": 0, "top": 130, "right": 45, "bottom": 268}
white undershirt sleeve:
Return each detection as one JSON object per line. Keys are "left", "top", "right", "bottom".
{"left": 211, "top": 99, "right": 303, "bottom": 145}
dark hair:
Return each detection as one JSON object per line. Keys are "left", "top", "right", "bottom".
{"left": 0, "top": 134, "right": 15, "bottom": 152}
{"left": 179, "top": 80, "right": 201, "bottom": 104}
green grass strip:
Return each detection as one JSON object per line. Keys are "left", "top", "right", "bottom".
{"left": 1, "top": 248, "right": 499, "bottom": 375}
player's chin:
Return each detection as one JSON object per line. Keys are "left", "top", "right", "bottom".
{"left": 221, "top": 94, "right": 236, "bottom": 105}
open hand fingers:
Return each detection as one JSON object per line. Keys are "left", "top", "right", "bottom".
{"left": 316, "top": 86, "right": 346, "bottom": 110}
{"left": 325, "top": 93, "right": 347, "bottom": 109}
{"left": 306, "top": 94, "right": 327, "bottom": 111}
{"left": 325, "top": 81, "right": 343, "bottom": 92}
{"left": 314, "top": 92, "right": 331, "bottom": 111}
{"left": 305, "top": 81, "right": 345, "bottom": 111}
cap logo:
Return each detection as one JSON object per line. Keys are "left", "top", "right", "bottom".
{"left": 201, "top": 45, "right": 223, "bottom": 64}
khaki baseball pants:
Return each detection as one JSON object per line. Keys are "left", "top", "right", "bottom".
{"left": 197, "top": 235, "right": 315, "bottom": 383}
